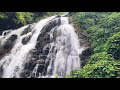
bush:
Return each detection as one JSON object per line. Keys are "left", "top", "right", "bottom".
{"left": 14, "top": 12, "right": 33, "bottom": 25}
{"left": 68, "top": 52, "right": 120, "bottom": 78}
{"left": 105, "top": 32, "right": 120, "bottom": 60}
{"left": 87, "top": 26, "right": 107, "bottom": 53}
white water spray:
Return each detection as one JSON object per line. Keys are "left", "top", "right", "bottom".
{"left": 46, "top": 17, "right": 82, "bottom": 77}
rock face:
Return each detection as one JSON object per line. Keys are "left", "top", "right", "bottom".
{"left": 21, "top": 25, "right": 34, "bottom": 36}
{"left": 2, "top": 30, "right": 12, "bottom": 36}
{"left": 77, "top": 30, "right": 91, "bottom": 67}
{"left": 20, "top": 17, "right": 61, "bottom": 78}
{"left": 22, "top": 35, "right": 32, "bottom": 45}
{"left": 0, "top": 34, "right": 18, "bottom": 59}
{"left": 3, "top": 34, "right": 18, "bottom": 49}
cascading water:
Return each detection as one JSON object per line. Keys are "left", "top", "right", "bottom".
{"left": 45, "top": 17, "right": 81, "bottom": 78}
{"left": 0, "top": 15, "right": 84, "bottom": 78}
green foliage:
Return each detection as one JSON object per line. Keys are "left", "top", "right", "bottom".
{"left": 73, "top": 12, "right": 108, "bottom": 30}
{"left": 69, "top": 52, "right": 120, "bottom": 78}
{"left": 99, "top": 12, "right": 120, "bottom": 28}
{"left": 105, "top": 32, "right": 120, "bottom": 60}
{"left": 32, "top": 12, "right": 47, "bottom": 22}
{"left": 72, "top": 12, "right": 120, "bottom": 53}
{"left": 68, "top": 12, "right": 120, "bottom": 78}
{"left": 87, "top": 26, "right": 107, "bottom": 53}
{"left": 14, "top": 12, "right": 33, "bottom": 25}
{"left": 0, "top": 13, "right": 7, "bottom": 19}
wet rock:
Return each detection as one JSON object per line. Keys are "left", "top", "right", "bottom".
{"left": 37, "top": 59, "right": 45, "bottom": 64}
{"left": 31, "top": 18, "right": 61, "bottom": 75}
{"left": 0, "top": 49, "right": 8, "bottom": 59}
{"left": 35, "top": 18, "right": 61, "bottom": 51}
{"left": 22, "top": 35, "right": 32, "bottom": 45}
{"left": 44, "top": 34, "right": 50, "bottom": 43}
{"left": 80, "top": 47, "right": 92, "bottom": 67}
{"left": 36, "top": 17, "right": 61, "bottom": 42}
{"left": 37, "top": 64, "right": 45, "bottom": 73}
{"left": 0, "top": 34, "right": 17, "bottom": 59}
{"left": 32, "top": 55, "right": 39, "bottom": 60}
{"left": 30, "top": 49, "right": 42, "bottom": 55}
{"left": 43, "top": 44, "right": 50, "bottom": 55}
{"left": 20, "top": 70, "right": 32, "bottom": 78}
{"left": 3, "top": 34, "right": 17, "bottom": 49}
{"left": 42, "top": 55, "right": 48, "bottom": 60}
{"left": 21, "top": 25, "right": 33, "bottom": 36}
{"left": 22, "top": 16, "right": 87, "bottom": 77}
{"left": 0, "top": 67, "right": 3, "bottom": 78}
{"left": 52, "top": 27, "right": 59, "bottom": 38}
{"left": 24, "top": 60, "right": 37, "bottom": 71}
{"left": 2, "top": 30, "right": 11, "bottom": 36}
{"left": 44, "top": 49, "right": 49, "bottom": 55}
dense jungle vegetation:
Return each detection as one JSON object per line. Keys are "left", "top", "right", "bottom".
{"left": 68, "top": 12, "right": 120, "bottom": 78}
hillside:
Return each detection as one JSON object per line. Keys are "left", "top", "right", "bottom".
{"left": 0, "top": 12, "right": 120, "bottom": 78}
{"left": 68, "top": 12, "right": 120, "bottom": 78}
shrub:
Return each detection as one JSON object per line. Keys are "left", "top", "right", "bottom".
{"left": 69, "top": 52, "right": 120, "bottom": 78}
{"left": 14, "top": 12, "right": 33, "bottom": 26}
{"left": 105, "top": 32, "right": 120, "bottom": 60}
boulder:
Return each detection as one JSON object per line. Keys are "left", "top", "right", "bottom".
{"left": 21, "top": 24, "right": 33, "bottom": 36}
{"left": 3, "top": 34, "right": 18, "bottom": 49}
{"left": 80, "top": 47, "right": 92, "bottom": 67}
{"left": 22, "top": 35, "right": 32, "bottom": 45}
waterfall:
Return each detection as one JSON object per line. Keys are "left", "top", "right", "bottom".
{"left": 0, "top": 15, "right": 84, "bottom": 78}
